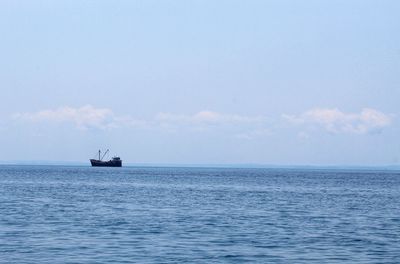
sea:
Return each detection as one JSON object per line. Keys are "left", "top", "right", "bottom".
{"left": 0, "top": 165, "right": 399, "bottom": 263}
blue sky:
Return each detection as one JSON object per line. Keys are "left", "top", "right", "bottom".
{"left": 1, "top": 0, "right": 399, "bottom": 165}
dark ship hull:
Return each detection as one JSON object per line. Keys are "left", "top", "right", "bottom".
{"left": 90, "top": 159, "right": 122, "bottom": 167}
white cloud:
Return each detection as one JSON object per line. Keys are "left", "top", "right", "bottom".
{"left": 13, "top": 107, "right": 267, "bottom": 132}
{"left": 13, "top": 105, "right": 117, "bottom": 130}
{"left": 283, "top": 108, "right": 392, "bottom": 134}
{"left": 14, "top": 106, "right": 392, "bottom": 135}
{"left": 156, "top": 110, "right": 265, "bottom": 125}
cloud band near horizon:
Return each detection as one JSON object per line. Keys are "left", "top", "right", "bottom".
{"left": 12, "top": 105, "right": 393, "bottom": 135}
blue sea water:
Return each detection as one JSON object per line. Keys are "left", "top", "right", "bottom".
{"left": 0, "top": 165, "right": 399, "bottom": 263}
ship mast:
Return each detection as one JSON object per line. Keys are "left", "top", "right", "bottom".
{"left": 101, "top": 149, "right": 109, "bottom": 161}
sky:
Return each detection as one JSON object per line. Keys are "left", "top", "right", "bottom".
{"left": 0, "top": 0, "right": 399, "bottom": 166}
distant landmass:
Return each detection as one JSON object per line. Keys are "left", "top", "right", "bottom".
{"left": 0, "top": 160, "right": 400, "bottom": 170}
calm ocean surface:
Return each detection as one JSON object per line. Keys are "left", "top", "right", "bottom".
{"left": 0, "top": 165, "right": 399, "bottom": 263}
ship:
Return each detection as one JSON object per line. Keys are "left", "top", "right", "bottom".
{"left": 90, "top": 149, "right": 122, "bottom": 167}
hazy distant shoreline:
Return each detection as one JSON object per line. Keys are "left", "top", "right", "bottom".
{"left": 1, "top": 161, "right": 399, "bottom": 171}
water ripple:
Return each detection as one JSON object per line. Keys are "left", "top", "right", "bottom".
{"left": 0, "top": 166, "right": 399, "bottom": 263}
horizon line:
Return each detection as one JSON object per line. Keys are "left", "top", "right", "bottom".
{"left": 1, "top": 160, "right": 399, "bottom": 170}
